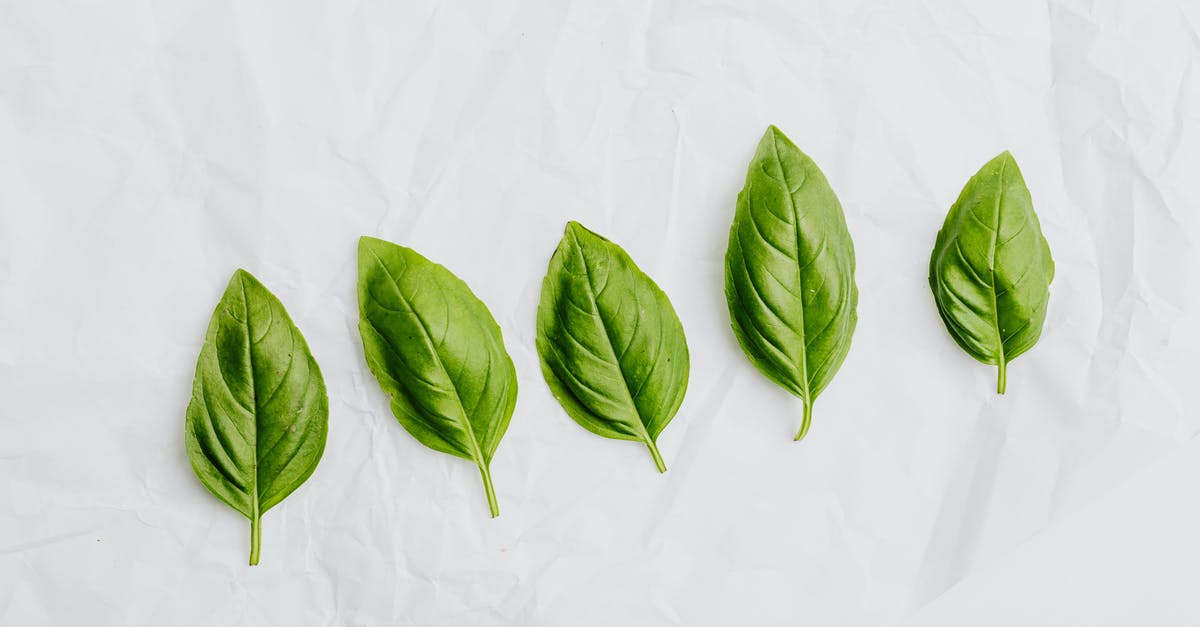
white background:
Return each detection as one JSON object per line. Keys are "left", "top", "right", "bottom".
{"left": 2, "top": 0, "right": 1199, "bottom": 625}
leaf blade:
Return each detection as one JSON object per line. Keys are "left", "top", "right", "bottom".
{"left": 185, "top": 269, "right": 329, "bottom": 565}
{"left": 929, "top": 151, "right": 1054, "bottom": 393}
{"left": 357, "top": 236, "right": 517, "bottom": 517}
{"left": 724, "top": 126, "right": 859, "bottom": 439}
{"left": 536, "top": 222, "right": 689, "bottom": 472}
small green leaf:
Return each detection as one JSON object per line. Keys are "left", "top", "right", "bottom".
{"left": 357, "top": 236, "right": 517, "bottom": 517}
{"left": 724, "top": 125, "right": 859, "bottom": 441}
{"left": 929, "top": 151, "right": 1054, "bottom": 393}
{"left": 185, "top": 269, "right": 329, "bottom": 565}
{"left": 536, "top": 222, "right": 690, "bottom": 472}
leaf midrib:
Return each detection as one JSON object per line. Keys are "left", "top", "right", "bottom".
{"left": 987, "top": 159, "right": 1007, "bottom": 366}
{"left": 238, "top": 276, "right": 261, "bottom": 522}
{"left": 769, "top": 132, "right": 811, "bottom": 400}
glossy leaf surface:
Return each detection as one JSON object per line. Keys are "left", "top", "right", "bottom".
{"left": 724, "top": 125, "right": 858, "bottom": 440}
{"left": 536, "top": 222, "right": 689, "bottom": 472}
{"left": 185, "top": 269, "right": 329, "bottom": 565}
{"left": 357, "top": 236, "right": 517, "bottom": 517}
{"left": 929, "top": 151, "right": 1054, "bottom": 393}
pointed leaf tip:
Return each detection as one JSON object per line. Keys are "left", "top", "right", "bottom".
{"left": 991, "top": 150, "right": 1018, "bottom": 169}
{"left": 358, "top": 235, "right": 385, "bottom": 251}
{"left": 230, "top": 268, "right": 261, "bottom": 290}
{"left": 564, "top": 221, "right": 610, "bottom": 244}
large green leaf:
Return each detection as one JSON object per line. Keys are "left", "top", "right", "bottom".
{"left": 357, "top": 236, "right": 517, "bottom": 517}
{"left": 185, "top": 269, "right": 329, "bottom": 565}
{"left": 929, "top": 151, "right": 1054, "bottom": 393}
{"left": 536, "top": 222, "right": 689, "bottom": 472}
{"left": 724, "top": 125, "right": 858, "bottom": 441}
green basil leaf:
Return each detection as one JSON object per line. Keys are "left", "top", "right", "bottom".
{"left": 929, "top": 151, "right": 1054, "bottom": 394}
{"left": 185, "top": 269, "right": 329, "bottom": 565}
{"left": 724, "top": 126, "right": 858, "bottom": 441}
{"left": 535, "top": 222, "right": 690, "bottom": 473}
{"left": 357, "top": 236, "right": 517, "bottom": 518}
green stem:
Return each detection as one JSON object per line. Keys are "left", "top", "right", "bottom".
{"left": 997, "top": 359, "right": 1007, "bottom": 395}
{"left": 646, "top": 439, "right": 667, "bottom": 473}
{"left": 794, "top": 398, "right": 813, "bottom": 441}
{"left": 480, "top": 464, "right": 499, "bottom": 518}
{"left": 249, "top": 512, "right": 261, "bottom": 566}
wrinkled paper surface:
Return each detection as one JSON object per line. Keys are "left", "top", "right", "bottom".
{"left": 2, "top": 0, "right": 1199, "bottom": 624}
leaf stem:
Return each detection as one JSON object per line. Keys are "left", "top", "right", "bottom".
{"left": 646, "top": 439, "right": 667, "bottom": 473}
{"left": 249, "top": 512, "right": 261, "bottom": 566}
{"left": 479, "top": 464, "right": 499, "bottom": 518}
{"left": 794, "top": 398, "right": 813, "bottom": 441}
{"left": 997, "top": 359, "right": 1007, "bottom": 395}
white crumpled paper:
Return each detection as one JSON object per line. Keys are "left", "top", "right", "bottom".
{"left": 2, "top": 0, "right": 1198, "bottom": 624}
